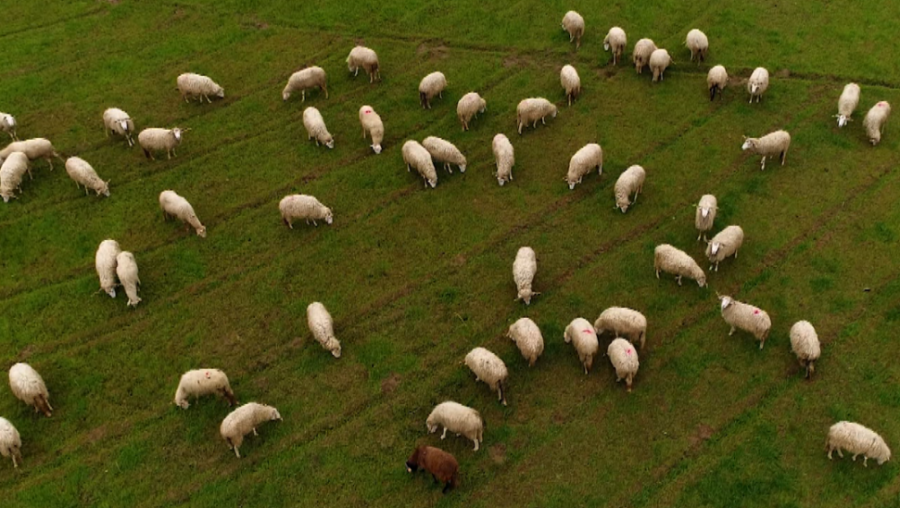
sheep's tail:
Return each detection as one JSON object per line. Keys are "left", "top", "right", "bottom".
{"left": 449, "top": 470, "right": 460, "bottom": 489}
{"left": 709, "top": 84, "right": 719, "bottom": 101}
{"left": 419, "top": 91, "right": 427, "bottom": 108}
{"left": 498, "top": 379, "right": 507, "bottom": 406}
{"left": 35, "top": 393, "right": 52, "bottom": 417}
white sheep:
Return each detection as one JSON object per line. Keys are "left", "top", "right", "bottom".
{"left": 0, "top": 138, "right": 62, "bottom": 170}
{"left": 0, "top": 152, "right": 29, "bottom": 203}
{"left": 564, "top": 318, "right": 599, "bottom": 374}
{"left": 402, "top": 140, "right": 437, "bottom": 188}
{"left": 649, "top": 49, "right": 672, "bottom": 82}
{"left": 464, "top": 347, "right": 508, "bottom": 406}
{"left": 790, "top": 321, "right": 821, "bottom": 379}
{"left": 594, "top": 307, "right": 647, "bottom": 349}
{"left": 64, "top": 156, "right": 109, "bottom": 197}
{"left": 826, "top": 421, "right": 891, "bottom": 467}
{"left": 0, "top": 417, "right": 22, "bottom": 468}
{"left": 1, "top": 112, "right": 18, "bottom": 141}
{"left": 8, "top": 363, "right": 52, "bottom": 417}
{"left": 220, "top": 402, "right": 282, "bottom": 458}
{"left": 654, "top": 244, "right": 707, "bottom": 287}
{"left": 607, "top": 338, "right": 639, "bottom": 393}
{"left": 685, "top": 29, "right": 709, "bottom": 63}
{"left": 516, "top": 98, "right": 558, "bottom": 134}
{"left": 603, "top": 27, "right": 627, "bottom": 65}
{"left": 419, "top": 72, "right": 447, "bottom": 109}
{"left": 835, "top": 83, "right": 860, "bottom": 127}
{"left": 566, "top": 143, "right": 602, "bottom": 190}
{"left": 426, "top": 401, "right": 484, "bottom": 451}
{"left": 457, "top": 92, "right": 486, "bottom": 131}
{"left": 95, "top": 239, "right": 121, "bottom": 298}
{"left": 282, "top": 66, "right": 328, "bottom": 102}
{"left": 695, "top": 194, "right": 718, "bottom": 242}
{"left": 176, "top": 72, "right": 224, "bottom": 103}
{"left": 747, "top": 67, "right": 769, "bottom": 103}
{"left": 279, "top": 194, "right": 333, "bottom": 228}
{"left": 307, "top": 302, "right": 341, "bottom": 358}
{"left": 614, "top": 164, "right": 645, "bottom": 213}
{"left": 174, "top": 369, "right": 237, "bottom": 409}
{"left": 359, "top": 105, "right": 384, "bottom": 154}
{"left": 507, "top": 317, "right": 544, "bottom": 367}
{"left": 705, "top": 225, "right": 744, "bottom": 272}
{"left": 561, "top": 11, "right": 585, "bottom": 49}
{"left": 741, "top": 130, "right": 791, "bottom": 170}
{"left": 633, "top": 38, "right": 657, "bottom": 74}
{"left": 718, "top": 295, "right": 771, "bottom": 349}
{"left": 422, "top": 136, "right": 466, "bottom": 173}
{"left": 115, "top": 251, "right": 141, "bottom": 307}
{"left": 102, "top": 108, "right": 135, "bottom": 147}
{"left": 707, "top": 65, "right": 727, "bottom": 101}
{"left": 159, "top": 190, "right": 207, "bottom": 238}
{"left": 560, "top": 65, "right": 581, "bottom": 106}
{"left": 513, "top": 246, "right": 538, "bottom": 305}
{"left": 863, "top": 101, "right": 891, "bottom": 146}
{"left": 492, "top": 133, "right": 515, "bottom": 186}
{"left": 302, "top": 107, "right": 334, "bottom": 149}
{"left": 346, "top": 46, "right": 380, "bottom": 83}
{"left": 138, "top": 127, "right": 185, "bottom": 160}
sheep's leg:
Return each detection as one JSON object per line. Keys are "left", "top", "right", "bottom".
{"left": 676, "top": 275, "right": 683, "bottom": 286}
{"left": 439, "top": 91, "right": 442, "bottom": 99}
{"left": 728, "top": 326, "right": 736, "bottom": 336}
{"left": 354, "top": 68, "right": 359, "bottom": 77}
{"left": 441, "top": 428, "right": 447, "bottom": 439}
{"left": 780, "top": 150, "right": 787, "bottom": 165}
{"left": 760, "top": 157, "right": 766, "bottom": 170}
{"left": 301, "top": 90, "right": 306, "bottom": 102}
{"left": 749, "top": 94, "right": 753, "bottom": 104}
{"left": 473, "top": 439, "right": 479, "bottom": 451}
{"left": 863, "top": 456, "right": 869, "bottom": 467}
{"left": 541, "top": 117, "right": 546, "bottom": 125}
{"left": 206, "top": 95, "right": 213, "bottom": 104}
{"left": 252, "top": 428, "right": 258, "bottom": 436}
{"left": 837, "top": 448, "right": 844, "bottom": 458}
{"left": 313, "top": 219, "right": 318, "bottom": 227}
{"left": 852, "top": 453, "right": 858, "bottom": 461}
{"left": 234, "top": 446, "right": 241, "bottom": 458}
{"left": 655, "top": 269, "right": 660, "bottom": 279}
{"left": 12, "top": 454, "right": 17, "bottom": 468}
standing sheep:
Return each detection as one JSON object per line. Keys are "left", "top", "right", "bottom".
{"left": 516, "top": 98, "right": 558, "bottom": 134}
{"left": 219, "top": 402, "right": 282, "bottom": 458}
{"left": 0, "top": 152, "right": 29, "bottom": 203}
{"left": 95, "top": 239, "right": 121, "bottom": 298}
{"left": 603, "top": 27, "right": 627, "bottom": 65}
{"left": 279, "top": 194, "right": 333, "bottom": 228}
{"left": 457, "top": 92, "right": 486, "bottom": 131}
{"left": 492, "top": 134, "right": 515, "bottom": 186}
{"left": 747, "top": 67, "right": 769, "bottom": 103}
{"left": 1, "top": 113, "right": 18, "bottom": 141}
{"left": 790, "top": 321, "right": 821, "bottom": 379}
{"left": 649, "top": 49, "right": 672, "bottom": 82}
{"left": 614, "top": 164, "right": 646, "bottom": 213}
{"left": 307, "top": 302, "right": 341, "bottom": 358}
{"left": 863, "top": 101, "right": 891, "bottom": 146}
{"left": 419, "top": 72, "right": 448, "bottom": 109}
{"left": 422, "top": 137, "right": 466, "bottom": 173}
{"left": 512, "top": 246, "right": 539, "bottom": 305}
{"left": 507, "top": 317, "right": 544, "bottom": 367}
{"left": 607, "top": 338, "right": 639, "bottom": 393}
{"left": 741, "top": 130, "right": 791, "bottom": 170}
{"left": 302, "top": 107, "right": 334, "bottom": 149}
{"left": 685, "top": 29, "right": 709, "bottom": 63}
{"left": 8, "top": 363, "right": 52, "bottom": 417}
{"left": 654, "top": 244, "right": 707, "bottom": 287}
{"left": 174, "top": 369, "right": 237, "bottom": 409}
{"left": 705, "top": 225, "right": 744, "bottom": 272}
{"left": 564, "top": 318, "right": 599, "bottom": 374}
{"left": 594, "top": 307, "right": 647, "bottom": 349}
{"left": 176, "top": 73, "right": 224, "bottom": 103}
{"left": 561, "top": 11, "right": 585, "bottom": 49}
{"left": 826, "top": 421, "right": 891, "bottom": 467}
{"left": 835, "top": 83, "right": 860, "bottom": 127}
{"left": 115, "top": 251, "right": 141, "bottom": 307}
{"left": 102, "top": 108, "right": 135, "bottom": 147}
{"left": 718, "top": 295, "right": 771, "bottom": 349}
{"left": 560, "top": 65, "right": 581, "bottom": 106}
{"left": 138, "top": 127, "right": 185, "bottom": 160}
{"left": 159, "top": 190, "right": 207, "bottom": 238}
{"left": 0, "top": 417, "right": 22, "bottom": 468}
{"left": 402, "top": 140, "right": 438, "bottom": 188}
{"left": 426, "top": 401, "right": 484, "bottom": 451}
{"left": 464, "top": 347, "right": 508, "bottom": 406}
{"left": 707, "top": 65, "right": 728, "bottom": 101}
{"left": 566, "top": 143, "right": 602, "bottom": 189}
{"left": 0, "top": 138, "right": 62, "bottom": 170}
{"left": 406, "top": 445, "right": 459, "bottom": 493}
{"left": 633, "top": 38, "right": 657, "bottom": 74}
{"left": 282, "top": 66, "right": 328, "bottom": 102}
{"left": 695, "top": 194, "right": 718, "bottom": 241}
{"left": 358, "top": 105, "right": 384, "bottom": 154}
{"left": 346, "top": 46, "right": 380, "bottom": 83}
{"left": 64, "top": 157, "right": 109, "bottom": 197}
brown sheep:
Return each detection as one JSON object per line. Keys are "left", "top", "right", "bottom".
{"left": 406, "top": 445, "right": 459, "bottom": 493}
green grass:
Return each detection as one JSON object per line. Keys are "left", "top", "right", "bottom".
{"left": 2, "top": 1, "right": 900, "bottom": 506}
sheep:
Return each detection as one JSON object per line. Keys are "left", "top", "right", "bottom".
{"left": 633, "top": 39, "right": 657, "bottom": 74}
{"left": 406, "top": 445, "right": 459, "bottom": 493}
{"left": 654, "top": 244, "right": 707, "bottom": 287}
{"left": 102, "top": 108, "right": 135, "bottom": 147}
{"left": 649, "top": 49, "right": 672, "bottom": 82}
{"left": 707, "top": 65, "right": 727, "bottom": 101}
{"left": 835, "top": 83, "right": 860, "bottom": 127}
{"left": 64, "top": 156, "right": 109, "bottom": 197}
{"left": 685, "top": 29, "right": 709, "bottom": 63}
{"left": 359, "top": 105, "right": 384, "bottom": 154}
{"left": 219, "top": 402, "right": 282, "bottom": 458}
{"left": 565, "top": 143, "right": 602, "bottom": 190}
{"left": 173, "top": 369, "right": 237, "bottom": 409}
{"left": 422, "top": 136, "right": 466, "bottom": 174}
{"left": 138, "top": 127, "right": 185, "bottom": 160}
{"left": 279, "top": 194, "right": 333, "bottom": 228}
{"left": 0, "top": 138, "right": 62, "bottom": 170}
{"left": 594, "top": 307, "right": 647, "bottom": 349}
{"left": 8, "top": 363, "right": 52, "bottom": 417}
{"left": 1, "top": 112, "right": 18, "bottom": 141}
{"left": 560, "top": 65, "right": 581, "bottom": 106}
{"left": 159, "top": 190, "right": 207, "bottom": 238}
{"left": 457, "top": 92, "right": 485, "bottom": 131}
{"left": 115, "top": 251, "right": 141, "bottom": 307}
{"left": 516, "top": 98, "right": 558, "bottom": 134}
{"left": 402, "top": 140, "right": 437, "bottom": 188}
{"left": 419, "top": 72, "right": 447, "bottom": 109}
{"left": 426, "top": 401, "right": 483, "bottom": 451}
{"left": 695, "top": 194, "right": 718, "bottom": 241}
{"left": 302, "top": 107, "right": 334, "bottom": 149}
{"left": 863, "top": 101, "right": 891, "bottom": 146}
{"left": 561, "top": 11, "right": 585, "bottom": 49}
{"left": 718, "top": 295, "right": 771, "bottom": 349}
{"left": 346, "top": 46, "right": 380, "bottom": 83}
{"left": 0, "top": 417, "right": 22, "bottom": 468}
{"left": 564, "top": 318, "right": 599, "bottom": 374}
{"left": 603, "top": 27, "right": 627, "bottom": 65}
{"left": 607, "top": 338, "right": 639, "bottom": 393}
{"left": 95, "top": 239, "right": 121, "bottom": 298}
{"left": 512, "top": 246, "right": 538, "bottom": 305}
{"left": 826, "top": 421, "right": 891, "bottom": 467}
{"left": 0, "top": 152, "right": 29, "bottom": 203}
{"left": 747, "top": 67, "right": 769, "bottom": 103}
{"left": 790, "top": 320, "right": 821, "bottom": 379}
{"left": 307, "top": 302, "right": 341, "bottom": 358}
{"left": 176, "top": 72, "right": 224, "bottom": 103}
{"left": 282, "top": 66, "right": 328, "bottom": 102}
{"left": 614, "top": 164, "right": 646, "bottom": 213}
{"left": 492, "top": 133, "right": 514, "bottom": 186}
{"left": 507, "top": 317, "right": 544, "bottom": 367}
{"left": 705, "top": 225, "right": 744, "bottom": 272}
{"left": 464, "top": 347, "right": 508, "bottom": 406}
{"left": 741, "top": 130, "right": 791, "bottom": 170}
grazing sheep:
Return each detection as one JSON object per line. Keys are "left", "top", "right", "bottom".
{"left": 614, "top": 164, "right": 646, "bottom": 213}
{"left": 705, "top": 225, "right": 744, "bottom": 272}
{"left": 863, "top": 101, "right": 891, "bottom": 146}
{"left": 826, "top": 421, "right": 891, "bottom": 467}
{"left": 176, "top": 73, "right": 224, "bottom": 103}
{"left": 464, "top": 347, "right": 508, "bottom": 406}
{"left": 138, "top": 127, "right": 185, "bottom": 160}
{"left": 790, "top": 321, "right": 821, "bottom": 379}
{"left": 426, "top": 401, "right": 484, "bottom": 451}
{"left": 566, "top": 143, "right": 602, "bottom": 190}
{"left": 633, "top": 38, "right": 657, "bottom": 74}
{"left": 741, "top": 130, "right": 791, "bottom": 170}
{"left": 561, "top": 11, "right": 585, "bottom": 49}
{"left": 1, "top": 113, "right": 18, "bottom": 141}
{"left": 512, "top": 246, "right": 538, "bottom": 305}
{"left": 747, "top": 67, "right": 769, "bottom": 103}
{"left": 159, "top": 190, "right": 207, "bottom": 238}
{"left": 422, "top": 136, "right": 466, "bottom": 173}
{"left": 402, "top": 140, "right": 438, "bottom": 188}
{"left": 0, "top": 417, "right": 22, "bottom": 468}
{"left": 0, "top": 138, "right": 62, "bottom": 170}
{"left": 718, "top": 295, "right": 771, "bottom": 349}
{"left": 419, "top": 72, "right": 448, "bottom": 109}
{"left": 516, "top": 98, "right": 558, "bottom": 134}
{"left": 0, "top": 152, "right": 29, "bottom": 203}
{"left": 115, "top": 251, "right": 141, "bottom": 307}
{"left": 564, "top": 318, "right": 599, "bottom": 374}
{"left": 835, "top": 83, "right": 860, "bottom": 127}
{"left": 492, "top": 133, "right": 515, "bottom": 186}
{"left": 220, "top": 402, "right": 282, "bottom": 458}
{"left": 346, "top": 46, "right": 380, "bottom": 83}
{"left": 95, "top": 239, "right": 121, "bottom": 298}
{"left": 8, "top": 363, "right": 52, "bottom": 417}
{"left": 279, "top": 194, "right": 333, "bottom": 228}
{"left": 102, "top": 108, "right": 135, "bottom": 147}
{"left": 560, "top": 65, "right": 581, "bottom": 106}
{"left": 282, "top": 66, "right": 328, "bottom": 102}
{"left": 358, "top": 105, "right": 384, "bottom": 154}
{"left": 603, "top": 27, "right": 627, "bottom": 65}
{"left": 607, "top": 338, "right": 639, "bottom": 393}
{"left": 174, "top": 369, "right": 237, "bottom": 409}
{"left": 507, "top": 317, "right": 545, "bottom": 367}
{"left": 406, "top": 445, "right": 459, "bottom": 493}
{"left": 654, "top": 244, "right": 707, "bottom": 287}
{"left": 457, "top": 92, "right": 486, "bottom": 131}
{"left": 685, "top": 29, "right": 709, "bottom": 62}
{"left": 64, "top": 157, "right": 109, "bottom": 197}
{"left": 707, "top": 65, "right": 728, "bottom": 101}
{"left": 302, "top": 107, "right": 334, "bottom": 149}
{"left": 649, "top": 49, "right": 672, "bottom": 82}
{"left": 307, "top": 302, "right": 341, "bottom": 358}
{"left": 695, "top": 194, "right": 718, "bottom": 241}
{"left": 594, "top": 307, "right": 647, "bottom": 349}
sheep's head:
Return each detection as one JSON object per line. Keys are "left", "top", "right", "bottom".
{"left": 172, "top": 128, "right": 183, "bottom": 142}
{"left": 479, "top": 99, "right": 486, "bottom": 113}
{"left": 550, "top": 104, "right": 559, "bottom": 118}
{"left": 696, "top": 274, "right": 707, "bottom": 288}
{"left": 215, "top": 86, "right": 225, "bottom": 99}
{"left": 719, "top": 295, "right": 733, "bottom": 309}
{"left": 837, "top": 115, "right": 848, "bottom": 127}
{"left": 324, "top": 210, "right": 334, "bottom": 225}
{"left": 118, "top": 119, "right": 130, "bottom": 133}
{"left": 105, "top": 287, "right": 117, "bottom": 298}
{"left": 176, "top": 399, "right": 190, "bottom": 410}
{"left": 1, "top": 190, "right": 12, "bottom": 203}
{"left": 426, "top": 422, "right": 438, "bottom": 434}
{"left": 617, "top": 200, "right": 630, "bottom": 213}
{"left": 701, "top": 207, "right": 710, "bottom": 218}
{"left": 406, "top": 447, "right": 423, "bottom": 473}
{"left": 750, "top": 83, "right": 760, "bottom": 94}
{"left": 604, "top": 39, "right": 611, "bottom": 51}
{"left": 330, "top": 342, "right": 342, "bottom": 358}
{"left": 269, "top": 408, "right": 283, "bottom": 421}
{"left": 369, "top": 143, "right": 382, "bottom": 154}
{"left": 196, "top": 225, "right": 207, "bottom": 238}
{"left": 710, "top": 242, "right": 721, "bottom": 255}
{"left": 741, "top": 138, "right": 755, "bottom": 151}
{"left": 428, "top": 178, "right": 437, "bottom": 188}
{"left": 282, "top": 88, "right": 292, "bottom": 101}
{"left": 98, "top": 181, "right": 110, "bottom": 197}
{"left": 498, "top": 177, "right": 506, "bottom": 186}
{"left": 517, "top": 289, "right": 536, "bottom": 305}
{"left": 325, "top": 136, "right": 335, "bottom": 149}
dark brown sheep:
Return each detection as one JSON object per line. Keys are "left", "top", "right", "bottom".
{"left": 405, "top": 445, "right": 459, "bottom": 493}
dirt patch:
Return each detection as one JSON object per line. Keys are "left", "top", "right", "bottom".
{"left": 417, "top": 42, "right": 449, "bottom": 60}
{"left": 775, "top": 69, "right": 791, "bottom": 78}
{"left": 451, "top": 254, "right": 466, "bottom": 267}
{"left": 86, "top": 425, "right": 106, "bottom": 444}
{"left": 489, "top": 444, "right": 506, "bottom": 464}
{"left": 552, "top": 411, "right": 567, "bottom": 425}
{"left": 381, "top": 373, "right": 401, "bottom": 394}
{"left": 688, "top": 423, "right": 715, "bottom": 448}
{"left": 503, "top": 55, "right": 526, "bottom": 69}
{"left": 16, "top": 345, "right": 34, "bottom": 361}
{"left": 290, "top": 337, "right": 304, "bottom": 349}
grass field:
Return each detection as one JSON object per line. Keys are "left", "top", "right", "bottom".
{"left": 2, "top": 1, "right": 900, "bottom": 506}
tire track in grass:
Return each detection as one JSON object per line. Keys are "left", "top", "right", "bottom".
{"left": 0, "top": 6, "right": 105, "bottom": 39}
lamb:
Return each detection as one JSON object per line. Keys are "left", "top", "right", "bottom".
{"left": 835, "top": 83, "right": 860, "bottom": 127}
{"left": 594, "top": 307, "right": 647, "bottom": 349}
{"left": 826, "top": 421, "right": 891, "bottom": 467}
{"left": 282, "top": 66, "right": 328, "bottom": 102}
{"left": 747, "top": 67, "right": 769, "bottom": 103}
{"left": 718, "top": 295, "right": 771, "bottom": 349}
{"left": 649, "top": 49, "right": 672, "bottom": 82}
{"left": 607, "top": 338, "right": 639, "bottom": 393}
{"left": 219, "top": 402, "right": 282, "bottom": 458}
{"left": 566, "top": 143, "right": 602, "bottom": 190}
{"left": 564, "top": 318, "right": 599, "bottom": 374}
{"left": 0, "top": 138, "right": 62, "bottom": 170}
{"left": 560, "top": 11, "right": 585, "bottom": 49}
{"left": 492, "top": 133, "right": 515, "bottom": 186}
{"left": 115, "top": 251, "right": 141, "bottom": 307}
{"left": 464, "top": 347, "right": 508, "bottom": 406}
{"left": 402, "top": 140, "right": 437, "bottom": 188}
{"left": 64, "top": 156, "right": 109, "bottom": 197}
{"left": 512, "top": 246, "right": 538, "bottom": 305}
{"left": 695, "top": 194, "right": 718, "bottom": 241}
{"left": 138, "top": 127, "right": 185, "bottom": 160}
{"left": 174, "top": 369, "right": 237, "bottom": 409}
{"left": 790, "top": 320, "right": 821, "bottom": 379}
{"left": 707, "top": 65, "right": 727, "bottom": 101}
{"left": 633, "top": 38, "right": 657, "bottom": 74}
{"left": 346, "top": 46, "right": 380, "bottom": 83}
{"left": 95, "top": 239, "right": 121, "bottom": 298}
{"left": 426, "top": 401, "right": 484, "bottom": 451}
{"left": 863, "top": 101, "right": 891, "bottom": 146}
{"left": 307, "top": 302, "right": 341, "bottom": 358}
{"left": 456, "top": 92, "right": 486, "bottom": 131}
{"left": 159, "top": 190, "right": 207, "bottom": 238}
{"left": 603, "top": 27, "right": 627, "bottom": 65}
{"left": 560, "top": 65, "right": 581, "bottom": 106}
{"left": 302, "top": 107, "right": 334, "bottom": 149}
{"left": 1, "top": 113, "right": 17, "bottom": 141}
{"left": 419, "top": 72, "right": 448, "bottom": 109}
{"left": 614, "top": 164, "right": 646, "bottom": 213}
{"left": 0, "top": 152, "right": 29, "bottom": 203}
{"left": 507, "top": 317, "right": 544, "bottom": 367}
{"left": 176, "top": 72, "right": 224, "bottom": 103}
{"left": 422, "top": 136, "right": 466, "bottom": 173}
{"left": 406, "top": 445, "right": 459, "bottom": 493}
{"left": 102, "top": 108, "right": 135, "bottom": 147}
{"left": 654, "top": 244, "right": 707, "bottom": 287}
{"left": 8, "top": 363, "right": 52, "bottom": 417}
{"left": 0, "top": 417, "right": 22, "bottom": 468}
{"left": 685, "top": 29, "right": 709, "bottom": 63}
{"left": 358, "top": 105, "right": 384, "bottom": 154}
{"left": 741, "top": 130, "right": 791, "bottom": 170}
{"left": 705, "top": 225, "right": 744, "bottom": 272}
{"left": 279, "top": 194, "right": 333, "bottom": 228}
{"left": 516, "top": 98, "right": 558, "bottom": 134}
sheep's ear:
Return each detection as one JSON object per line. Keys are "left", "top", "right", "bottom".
{"left": 742, "top": 135, "right": 748, "bottom": 140}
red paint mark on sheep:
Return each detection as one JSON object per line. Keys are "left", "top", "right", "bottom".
{"left": 754, "top": 309, "right": 760, "bottom": 314}
{"left": 626, "top": 349, "right": 632, "bottom": 355}
{"left": 582, "top": 329, "right": 594, "bottom": 335}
